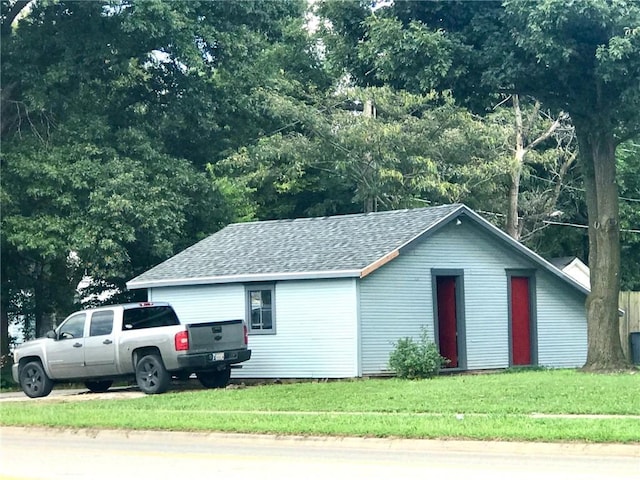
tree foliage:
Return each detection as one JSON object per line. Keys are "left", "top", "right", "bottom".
{"left": 617, "top": 140, "right": 640, "bottom": 291}
{"left": 218, "top": 87, "right": 496, "bottom": 218}
{"left": 0, "top": 0, "right": 322, "bottom": 351}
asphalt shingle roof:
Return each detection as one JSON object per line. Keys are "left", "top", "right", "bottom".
{"left": 127, "top": 203, "right": 463, "bottom": 288}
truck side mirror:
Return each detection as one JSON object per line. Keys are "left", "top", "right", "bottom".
{"left": 45, "top": 330, "right": 57, "bottom": 339}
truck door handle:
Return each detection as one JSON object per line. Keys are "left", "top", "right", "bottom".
{"left": 103, "top": 339, "right": 113, "bottom": 345}
{"left": 73, "top": 343, "right": 82, "bottom": 348}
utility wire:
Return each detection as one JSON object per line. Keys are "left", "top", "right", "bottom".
{"left": 476, "top": 209, "right": 639, "bottom": 234}
{"left": 542, "top": 220, "right": 640, "bottom": 234}
{"left": 528, "top": 173, "right": 640, "bottom": 203}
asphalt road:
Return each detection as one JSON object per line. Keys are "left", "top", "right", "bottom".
{"left": 1, "top": 427, "right": 638, "bottom": 480}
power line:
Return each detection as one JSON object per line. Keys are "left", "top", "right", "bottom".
{"left": 543, "top": 220, "right": 640, "bottom": 234}
{"left": 475, "top": 209, "right": 640, "bottom": 234}
{"left": 528, "top": 173, "right": 640, "bottom": 203}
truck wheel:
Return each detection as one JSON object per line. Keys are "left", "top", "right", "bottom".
{"left": 135, "top": 354, "right": 170, "bottom": 394}
{"left": 197, "top": 368, "right": 231, "bottom": 389}
{"left": 19, "top": 361, "right": 54, "bottom": 398}
{"left": 84, "top": 380, "right": 113, "bottom": 393}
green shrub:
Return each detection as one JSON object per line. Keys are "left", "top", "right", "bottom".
{"left": 388, "top": 328, "right": 449, "bottom": 379}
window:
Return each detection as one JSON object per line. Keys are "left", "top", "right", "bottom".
{"left": 122, "top": 306, "right": 180, "bottom": 331}
{"left": 246, "top": 285, "right": 275, "bottom": 334}
{"left": 90, "top": 311, "right": 114, "bottom": 336}
{"left": 58, "top": 313, "right": 86, "bottom": 339}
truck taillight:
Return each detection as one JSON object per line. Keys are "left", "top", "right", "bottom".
{"left": 243, "top": 323, "right": 248, "bottom": 345}
{"left": 174, "top": 330, "right": 189, "bottom": 351}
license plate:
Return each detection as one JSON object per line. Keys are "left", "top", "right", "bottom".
{"left": 214, "top": 352, "right": 224, "bottom": 361}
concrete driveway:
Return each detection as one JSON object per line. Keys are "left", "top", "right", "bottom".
{"left": 0, "top": 386, "right": 145, "bottom": 402}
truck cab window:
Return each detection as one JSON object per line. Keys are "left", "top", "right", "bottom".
{"left": 123, "top": 306, "right": 180, "bottom": 330}
{"left": 90, "top": 311, "right": 114, "bottom": 336}
{"left": 58, "top": 313, "right": 86, "bottom": 339}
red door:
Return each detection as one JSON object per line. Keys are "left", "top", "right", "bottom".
{"left": 437, "top": 276, "right": 458, "bottom": 368}
{"left": 511, "top": 277, "right": 531, "bottom": 365}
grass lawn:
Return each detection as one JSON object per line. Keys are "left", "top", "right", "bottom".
{"left": 1, "top": 369, "right": 639, "bottom": 443}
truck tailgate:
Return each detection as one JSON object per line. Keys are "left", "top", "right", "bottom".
{"left": 187, "top": 320, "right": 245, "bottom": 353}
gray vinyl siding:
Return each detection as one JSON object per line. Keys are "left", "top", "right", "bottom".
{"left": 536, "top": 273, "right": 587, "bottom": 367}
{"left": 235, "top": 278, "right": 358, "bottom": 378}
{"left": 359, "top": 252, "right": 435, "bottom": 375}
{"left": 360, "top": 221, "right": 532, "bottom": 374}
{"left": 148, "top": 221, "right": 587, "bottom": 377}
{"left": 148, "top": 284, "right": 245, "bottom": 323}
{"left": 151, "top": 279, "right": 358, "bottom": 378}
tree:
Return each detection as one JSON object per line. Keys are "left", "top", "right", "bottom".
{"left": 218, "top": 87, "right": 480, "bottom": 219}
{"left": 617, "top": 140, "right": 640, "bottom": 291}
{"left": 317, "top": 0, "right": 505, "bottom": 110}
{"left": 472, "top": 95, "right": 579, "bottom": 242}
{"left": 317, "top": 1, "right": 580, "bottom": 242}
{"left": 503, "top": 1, "right": 640, "bottom": 370}
{"left": 1, "top": 1, "right": 210, "bottom": 347}
{"left": 502, "top": 95, "right": 570, "bottom": 240}
{"left": 327, "top": 0, "right": 640, "bottom": 370}
{"left": 0, "top": 0, "right": 322, "bottom": 354}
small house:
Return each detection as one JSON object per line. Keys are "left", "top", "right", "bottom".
{"left": 550, "top": 256, "right": 591, "bottom": 290}
{"left": 127, "top": 204, "right": 588, "bottom": 378}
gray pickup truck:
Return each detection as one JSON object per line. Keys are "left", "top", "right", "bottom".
{"left": 12, "top": 302, "right": 251, "bottom": 398}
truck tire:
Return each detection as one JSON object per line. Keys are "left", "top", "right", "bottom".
{"left": 19, "top": 360, "right": 54, "bottom": 398}
{"left": 135, "top": 354, "right": 170, "bottom": 394}
{"left": 197, "top": 368, "right": 231, "bottom": 389}
{"left": 84, "top": 380, "right": 113, "bottom": 393}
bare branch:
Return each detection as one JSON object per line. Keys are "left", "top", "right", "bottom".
{"left": 1, "top": 0, "right": 32, "bottom": 37}
{"left": 492, "top": 94, "right": 512, "bottom": 110}
{"left": 520, "top": 222, "right": 551, "bottom": 242}
{"left": 527, "top": 111, "right": 566, "bottom": 151}
{"left": 513, "top": 94, "right": 524, "bottom": 153}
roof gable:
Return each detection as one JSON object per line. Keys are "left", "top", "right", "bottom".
{"left": 551, "top": 257, "right": 591, "bottom": 290}
{"left": 445, "top": 208, "right": 590, "bottom": 296}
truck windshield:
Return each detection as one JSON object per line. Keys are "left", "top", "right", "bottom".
{"left": 123, "top": 306, "right": 180, "bottom": 330}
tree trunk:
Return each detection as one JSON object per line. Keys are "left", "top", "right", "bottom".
{"left": 0, "top": 249, "right": 10, "bottom": 356}
{"left": 506, "top": 94, "right": 525, "bottom": 240}
{"left": 364, "top": 197, "right": 374, "bottom": 213}
{"left": 506, "top": 153, "right": 523, "bottom": 240}
{"left": 33, "top": 265, "right": 54, "bottom": 338}
{"left": 505, "top": 95, "right": 563, "bottom": 240}
{"left": 362, "top": 98, "right": 377, "bottom": 213}
{"left": 577, "top": 124, "right": 629, "bottom": 371}
{"left": 0, "top": 301, "right": 9, "bottom": 358}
